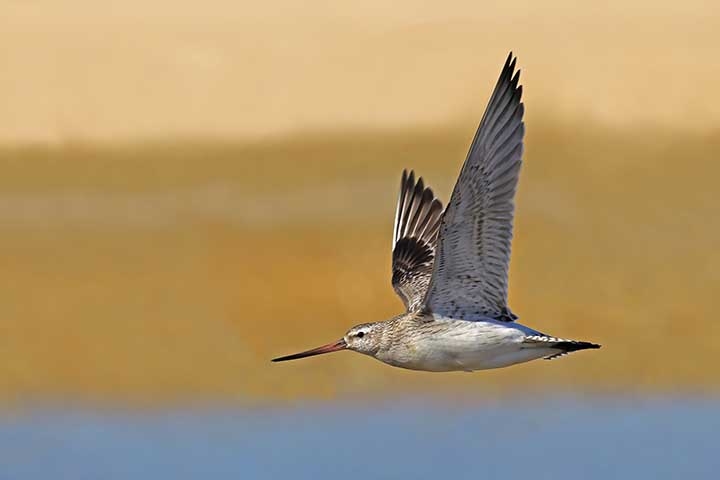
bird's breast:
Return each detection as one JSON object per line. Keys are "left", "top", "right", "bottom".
{"left": 373, "top": 318, "right": 534, "bottom": 372}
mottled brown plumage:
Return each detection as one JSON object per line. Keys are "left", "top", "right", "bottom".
{"left": 272, "top": 53, "right": 600, "bottom": 371}
{"left": 391, "top": 170, "right": 443, "bottom": 312}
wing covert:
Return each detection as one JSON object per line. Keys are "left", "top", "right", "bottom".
{"left": 391, "top": 170, "right": 443, "bottom": 312}
{"left": 423, "top": 53, "right": 524, "bottom": 321}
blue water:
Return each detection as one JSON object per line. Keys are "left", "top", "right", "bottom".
{"left": 0, "top": 397, "right": 716, "bottom": 480}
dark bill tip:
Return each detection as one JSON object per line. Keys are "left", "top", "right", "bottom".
{"left": 272, "top": 339, "right": 347, "bottom": 363}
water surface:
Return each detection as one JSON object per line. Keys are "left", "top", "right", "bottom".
{"left": 1, "top": 397, "right": 716, "bottom": 479}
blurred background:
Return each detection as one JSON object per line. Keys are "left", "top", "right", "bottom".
{"left": 1, "top": 1, "right": 718, "bottom": 478}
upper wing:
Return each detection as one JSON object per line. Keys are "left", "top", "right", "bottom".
{"left": 391, "top": 170, "right": 443, "bottom": 312}
{"left": 423, "top": 53, "right": 524, "bottom": 321}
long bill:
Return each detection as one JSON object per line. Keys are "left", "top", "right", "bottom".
{"left": 272, "top": 339, "right": 347, "bottom": 362}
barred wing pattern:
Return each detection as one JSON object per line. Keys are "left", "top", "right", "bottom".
{"left": 423, "top": 53, "right": 524, "bottom": 321}
{"left": 391, "top": 170, "right": 443, "bottom": 312}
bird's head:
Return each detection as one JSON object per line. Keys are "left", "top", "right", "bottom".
{"left": 343, "top": 322, "right": 382, "bottom": 355}
{"left": 271, "top": 322, "right": 382, "bottom": 363}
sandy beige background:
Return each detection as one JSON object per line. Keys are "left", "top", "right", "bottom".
{"left": 2, "top": 1, "right": 720, "bottom": 143}
{"left": 0, "top": 1, "right": 718, "bottom": 407}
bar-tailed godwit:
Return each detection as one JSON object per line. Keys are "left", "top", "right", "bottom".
{"left": 272, "top": 53, "right": 600, "bottom": 372}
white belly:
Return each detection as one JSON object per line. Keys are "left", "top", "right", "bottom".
{"left": 376, "top": 317, "right": 556, "bottom": 372}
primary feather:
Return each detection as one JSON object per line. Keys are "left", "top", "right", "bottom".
{"left": 391, "top": 170, "right": 443, "bottom": 312}
{"left": 423, "top": 53, "right": 524, "bottom": 321}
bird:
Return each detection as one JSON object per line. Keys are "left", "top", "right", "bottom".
{"left": 272, "top": 53, "right": 600, "bottom": 372}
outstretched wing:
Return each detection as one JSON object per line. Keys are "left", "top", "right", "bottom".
{"left": 423, "top": 53, "right": 524, "bottom": 321}
{"left": 392, "top": 170, "right": 444, "bottom": 312}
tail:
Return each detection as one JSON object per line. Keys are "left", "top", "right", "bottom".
{"left": 523, "top": 335, "right": 601, "bottom": 360}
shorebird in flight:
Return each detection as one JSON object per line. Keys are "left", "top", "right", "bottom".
{"left": 273, "top": 53, "right": 600, "bottom": 372}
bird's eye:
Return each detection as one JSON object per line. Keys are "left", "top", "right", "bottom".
{"left": 356, "top": 331, "right": 365, "bottom": 338}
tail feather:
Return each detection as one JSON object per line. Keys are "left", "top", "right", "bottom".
{"left": 523, "top": 335, "right": 601, "bottom": 360}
